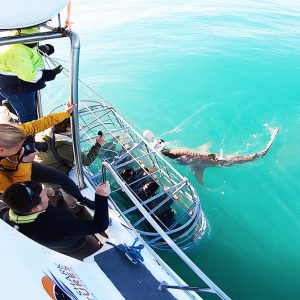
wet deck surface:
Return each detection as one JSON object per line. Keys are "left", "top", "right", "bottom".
{"left": 94, "top": 246, "right": 177, "bottom": 300}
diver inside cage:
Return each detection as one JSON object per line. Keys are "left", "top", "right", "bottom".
{"left": 119, "top": 162, "right": 157, "bottom": 191}
{"left": 119, "top": 168, "right": 176, "bottom": 228}
{"left": 135, "top": 181, "right": 176, "bottom": 229}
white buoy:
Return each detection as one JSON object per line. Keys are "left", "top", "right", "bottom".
{"left": 143, "top": 130, "right": 165, "bottom": 151}
{"left": 143, "top": 130, "right": 155, "bottom": 142}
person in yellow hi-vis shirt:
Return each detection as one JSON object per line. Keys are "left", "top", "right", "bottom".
{"left": 0, "top": 27, "right": 63, "bottom": 123}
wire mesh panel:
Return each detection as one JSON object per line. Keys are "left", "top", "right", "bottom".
{"left": 78, "top": 100, "right": 207, "bottom": 250}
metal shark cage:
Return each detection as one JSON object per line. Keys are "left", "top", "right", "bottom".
{"left": 75, "top": 100, "right": 207, "bottom": 250}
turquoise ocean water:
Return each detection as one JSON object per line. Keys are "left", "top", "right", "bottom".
{"left": 43, "top": 1, "right": 300, "bottom": 299}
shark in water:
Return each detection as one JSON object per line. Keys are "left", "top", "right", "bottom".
{"left": 161, "top": 127, "right": 279, "bottom": 185}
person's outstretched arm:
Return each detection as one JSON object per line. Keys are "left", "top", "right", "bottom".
{"left": 93, "top": 181, "right": 110, "bottom": 230}
{"left": 81, "top": 133, "right": 106, "bottom": 166}
{"left": 18, "top": 102, "right": 74, "bottom": 136}
{"left": 40, "top": 181, "right": 111, "bottom": 240}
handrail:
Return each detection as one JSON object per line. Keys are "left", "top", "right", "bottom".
{"left": 102, "top": 161, "right": 231, "bottom": 300}
{"left": 67, "top": 30, "right": 85, "bottom": 189}
{"left": 0, "top": 31, "right": 64, "bottom": 46}
{"left": 35, "top": 90, "right": 43, "bottom": 118}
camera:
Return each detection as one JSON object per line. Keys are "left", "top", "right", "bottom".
{"left": 23, "top": 142, "right": 48, "bottom": 156}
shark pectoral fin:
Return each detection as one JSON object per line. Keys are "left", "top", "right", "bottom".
{"left": 190, "top": 165, "right": 206, "bottom": 185}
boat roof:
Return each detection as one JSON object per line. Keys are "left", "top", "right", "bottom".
{"left": 0, "top": 0, "right": 67, "bottom": 29}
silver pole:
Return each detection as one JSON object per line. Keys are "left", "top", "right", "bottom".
{"left": 67, "top": 31, "right": 85, "bottom": 189}
{"left": 0, "top": 31, "right": 64, "bottom": 46}
{"left": 35, "top": 90, "right": 43, "bottom": 118}
{"left": 102, "top": 161, "right": 231, "bottom": 300}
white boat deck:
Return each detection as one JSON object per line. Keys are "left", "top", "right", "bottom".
{"left": 0, "top": 174, "right": 202, "bottom": 300}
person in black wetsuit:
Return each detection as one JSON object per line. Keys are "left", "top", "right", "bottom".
{"left": 0, "top": 180, "right": 110, "bottom": 259}
{"left": 134, "top": 181, "right": 175, "bottom": 228}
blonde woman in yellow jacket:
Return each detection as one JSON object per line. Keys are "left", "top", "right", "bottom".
{"left": 0, "top": 102, "right": 93, "bottom": 208}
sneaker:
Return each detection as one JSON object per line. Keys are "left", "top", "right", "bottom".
{"left": 80, "top": 197, "right": 96, "bottom": 210}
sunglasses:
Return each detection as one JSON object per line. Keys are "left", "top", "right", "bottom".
{"left": 20, "top": 183, "right": 41, "bottom": 208}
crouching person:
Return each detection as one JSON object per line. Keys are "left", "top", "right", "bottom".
{"left": 35, "top": 118, "right": 106, "bottom": 214}
{"left": 1, "top": 180, "right": 111, "bottom": 260}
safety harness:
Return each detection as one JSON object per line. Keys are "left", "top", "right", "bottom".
{"left": 49, "top": 134, "right": 73, "bottom": 173}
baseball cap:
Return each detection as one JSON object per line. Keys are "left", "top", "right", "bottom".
{"left": 3, "top": 181, "right": 43, "bottom": 214}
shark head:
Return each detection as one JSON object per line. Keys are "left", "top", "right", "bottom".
{"left": 161, "top": 149, "right": 181, "bottom": 159}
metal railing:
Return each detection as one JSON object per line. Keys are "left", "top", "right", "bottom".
{"left": 67, "top": 30, "right": 85, "bottom": 189}
{"left": 101, "top": 162, "right": 231, "bottom": 300}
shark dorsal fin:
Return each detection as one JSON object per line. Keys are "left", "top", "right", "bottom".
{"left": 196, "top": 142, "right": 211, "bottom": 154}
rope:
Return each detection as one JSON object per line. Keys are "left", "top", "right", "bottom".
{"left": 42, "top": 54, "right": 146, "bottom": 134}
{"left": 64, "top": 0, "right": 72, "bottom": 31}
{"left": 44, "top": 54, "right": 108, "bottom": 103}
{"left": 107, "top": 237, "right": 144, "bottom": 264}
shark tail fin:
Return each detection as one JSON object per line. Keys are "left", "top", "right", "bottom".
{"left": 256, "top": 127, "right": 279, "bottom": 157}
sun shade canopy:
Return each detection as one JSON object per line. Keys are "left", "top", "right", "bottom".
{"left": 0, "top": 0, "right": 67, "bottom": 29}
